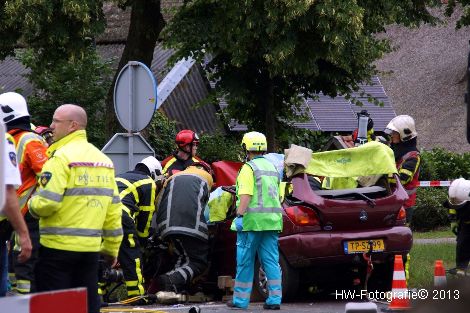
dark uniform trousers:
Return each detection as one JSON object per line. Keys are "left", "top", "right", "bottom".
{"left": 35, "top": 246, "right": 100, "bottom": 313}
{"left": 158, "top": 235, "right": 209, "bottom": 293}
{"left": 11, "top": 212, "right": 40, "bottom": 293}
{"left": 456, "top": 222, "right": 470, "bottom": 269}
{"left": 118, "top": 211, "right": 145, "bottom": 296}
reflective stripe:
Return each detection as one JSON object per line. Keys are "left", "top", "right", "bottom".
{"left": 246, "top": 206, "right": 283, "bottom": 214}
{"left": 64, "top": 187, "right": 114, "bottom": 197}
{"left": 194, "top": 180, "right": 206, "bottom": 233}
{"left": 39, "top": 189, "right": 63, "bottom": 202}
{"left": 180, "top": 265, "right": 194, "bottom": 279}
{"left": 399, "top": 168, "right": 414, "bottom": 177}
{"left": 164, "top": 179, "right": 175, "bottom": 231}
{"left": 18, "top": 186, "right": 36, "bottom": 210}
{"left": 69, "top": 162, "right": 113, "bottom": 169}
{"left": 16, "top": 280, "right": 31, "bottom": 293}
{"left": 103, "top": 228, "right": 123, "bottom": 237}
{"left": 125, "top": 280, "right": 139, "bottom": 287}
{"left": 233, "top": 291, "right": 251, "bottom": 299}
{"left": 234, "top": 281, "right": 253, "bottom": 288}
{"left": 160, "top": 226, "right": 209, "bottom": 240}
{"left": 269, "top": 289, "right": 282, "bottom": 296}
{"left": 116, "top": 177, "right": 140, "bottom": 204}
{"left": 112, "top": 196, "right": 121, "bottom": 204}
{"left": 267, "top": 279, "right": 282, "bottom": 286}
{"left": 16, "top": 132, "right": 43, "bottom": 163}
{"left": 41, "top": 227, "right": 103, "bottom": 237}
{"left": 175, "top": 268, "right": 188, "bottom": 281}
{"left": 449, "top": 209, "right": 457, "bottom": 215}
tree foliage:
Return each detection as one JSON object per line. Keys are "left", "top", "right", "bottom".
{"left": 1, "top": 0, "right": 105, "bottom": 68}
{"left": 20, "top": 47, "right": 113, "bottom": 147}
{"left": 163, "top": 0, "right": 443, "bottom": 151}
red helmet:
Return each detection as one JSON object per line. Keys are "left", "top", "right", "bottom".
{"left": 175, "top": 129, "right": 199, "bottom": 148}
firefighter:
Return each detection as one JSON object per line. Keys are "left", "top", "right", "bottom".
{"left": 385, "top": 115, "right": 421, "bottom": 224}
{"left": 444, "top": 178, "right": 470, "bottom": 273}
{"left": 385, "top": 115, "right": 420, "bottom": 281}
{"left": 28, "top": 104, "right": 123, "bottom": 313}
{"left": 162, "top": 130, "right": 204, "bottom": 176}
{"left": 110, "top": 156, "right": 162, "bottom": 301}
{"left": 154, "top": 162, "right": 213, "bottom": 293}
{"left": 0, "top": 133, "right": 32, "bottom": 296}
{"left": 226, "top": 131, "right": 282, "bottom": 310}
{"left": 0, "top": 92, "right": 48, "bottom": 294}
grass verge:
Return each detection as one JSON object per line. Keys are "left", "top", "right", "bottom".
{"left": 409, "top": 242, "right": 455, "bottom": 288}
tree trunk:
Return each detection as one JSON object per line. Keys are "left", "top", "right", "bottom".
{"left": 104, "top": 0, "right": 165, "bottom": 139}
{"left": 259, "top": 71, "right": 276, "bottom": 152}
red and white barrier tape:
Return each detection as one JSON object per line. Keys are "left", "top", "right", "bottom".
{"left": 417, "top": 181, "right": 452, "bottom": 187}
{"left": 0, "top": 288, "right": 87, "bottom": 313}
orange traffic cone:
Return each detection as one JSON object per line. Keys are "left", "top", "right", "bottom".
{"left": 434, "top": 260, "right": 447, "bottom": 288}
{"left": 388, "top": 255, "right": 411, "bottom": 310}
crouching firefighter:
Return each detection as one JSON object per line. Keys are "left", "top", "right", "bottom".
{"left": 154, "top": 162, "right": 213, "bottom": 293}
{"left": 99, "top": 156, "right": 163, "bottom": 301}
{"left": 444, "top": 178, "right": 470, "bottom": 274}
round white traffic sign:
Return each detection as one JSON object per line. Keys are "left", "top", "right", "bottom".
{"left": 114, "top": 61, "right": 157, "bottom": 132}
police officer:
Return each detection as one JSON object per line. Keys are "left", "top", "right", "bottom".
{"left": 0, "top": 132, "right": 32, "bottom": 296}
{"left": 162, "top": 130, "right": 204, "bottom": 176}
{"left": 226, "top": 131, "right": 282, "bottom": 310}
{"left": 0, "top": 92, "right": 48, "bottom": 294}
{"left": 28, "top": 104, "right": 123, "bottom": 313}
{"left": 111, "top": 156, "right": 162, "bottom": 300}
{"left": 444, "top": 178, "right": 470, "bottom": 274}
{"left": 154, "top": 162, "right": 213, "bottom": 293}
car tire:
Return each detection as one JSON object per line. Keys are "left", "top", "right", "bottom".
{"left": 253, "top": 253, "right": 299, "bottom": 302}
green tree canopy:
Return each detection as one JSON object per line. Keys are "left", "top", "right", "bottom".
{"left": 163, "top": 0, "right": 443, "bottom": 151}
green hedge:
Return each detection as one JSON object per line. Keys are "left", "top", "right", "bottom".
{"left": 412, "top": 188, "right": 449, "bottom": 231}
{"left": 412, "top": 147, "right": 470, "bottom": 231}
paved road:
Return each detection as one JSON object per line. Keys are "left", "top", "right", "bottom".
{"left": 102, "top": 300, "right": 390, "bottom": 313}
{"left": 414, "top": 238, "right": 455, "bottom": 244}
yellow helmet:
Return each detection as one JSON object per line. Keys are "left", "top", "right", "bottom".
{"left": 241, "top": 131, "right": 267, "bottom": 152}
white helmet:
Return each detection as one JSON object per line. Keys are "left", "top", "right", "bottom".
{"left": 138, "top": 156, "right": 162, "bottom": 181}
{"left": 0, "top": 92, "right": 29, "bottom": 124}
{"left": 448, "top": 178, "right": 470, "bottom": 206}
{"left": 384, "top": 115, "right": 417, "bottom": 142}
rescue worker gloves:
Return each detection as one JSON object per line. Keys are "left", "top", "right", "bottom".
{"left": 384, "top": 115, "right": 417, "bottom": 142}
{"left": 234, "top": 216, "right": 244, "bottom": 232}
{"left": 241, "top": 131, "right": 267, "bottom": 152}
{"left": 138, "top": 156, "right": 162, "bottom": 182}
{"left": 0, "top": 92, "right": 30, "bottom": 123}
{"left": 451, "top": 222, "right": 459, "bottom": 236}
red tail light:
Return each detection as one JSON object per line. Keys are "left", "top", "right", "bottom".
{"left": 396, "top": 206, "right": 407, "bottom": 225}
{"left": 285, "top": 205, "right": 320, "bottom": 226}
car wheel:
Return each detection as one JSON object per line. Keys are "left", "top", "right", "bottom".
{"left": 253, "top": 253, "right": 299, "bottom": 301}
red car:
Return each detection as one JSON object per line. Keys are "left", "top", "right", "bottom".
{"left": 205, "top": 143, "right": 412, "bottom": 300}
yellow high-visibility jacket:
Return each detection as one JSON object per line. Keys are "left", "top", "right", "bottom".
{"left": 28, "top": 130, "right": 123, "bottom": 257}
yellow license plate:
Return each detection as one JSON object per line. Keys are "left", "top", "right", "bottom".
{"left": 344, "top": 239, "right": 385, "bottom": 254}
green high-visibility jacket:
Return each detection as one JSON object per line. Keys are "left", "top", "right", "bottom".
{"left": 231, "top": 157, "right": 283, "bottom": 232}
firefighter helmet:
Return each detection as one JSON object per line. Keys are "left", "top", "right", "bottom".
{"left": 0, "top": 92, "right": 30, "bottom": 124}
{"left": 138, "top": 156, "right": 162, "bottom": 181}
{"left": 448, "top": 178, "right": 470, "bottom": 206}
{"left": 241, "top": 131, "right": 267, "bottom": 152}
{"left": 384, "top": 115, "right": 417, "bottom": 142}
{"left": 175, "top": 129, "right": 199, "bottom": 148}
{"left": 191, "top": 161, "right": 213, "bottom": 176}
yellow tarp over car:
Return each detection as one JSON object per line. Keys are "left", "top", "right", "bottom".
{"left": 306, "top": 141, "right": 397, "bottom": 178}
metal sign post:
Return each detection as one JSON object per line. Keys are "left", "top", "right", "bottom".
{"left": 0, "top": 122, "right": 5, "bottom": 209}
{"left": 103, "top": 61, "right": 158, "bottom": 175}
